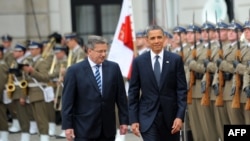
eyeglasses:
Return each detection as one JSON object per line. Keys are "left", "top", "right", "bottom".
{"left": 92, "top": 49, "right": 107, "bottom": 54}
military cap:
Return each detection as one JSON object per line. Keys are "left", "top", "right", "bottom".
{"left": 164, "top": 31, "right": 173, "bottom": 38}
{"left": 28, "top": 41, "right": 43, "bottom": 49}
{"left": 1, "top": 34, "right": 12, "bottom": 42}
{"left": 186, "top": 24, "right": 201, "bottom": 33}
{"left": 201, "top": 22, "right": 216, "bottom": 30}
{"left": 136, "top": 30, "right": 145, "bottom": 38}
{"left": 216, "top": 21, "right": 228, "bottom": 29}
{"left": 53, "top": 44, "right": 67, "bottom": 53}
{"left": 0, "top": 45, "right": 4, "bottom": 52}
{"left": 14, "top": 44, "right": 26, "bottom": 52}
{"left": 243, "top": 20, "right": 250, "bottom": 29}
{"left": 64, "top": 33, "right": 77, "bottom": 40}
{"left": 228, "top": 20, "right": 243, "bottom": 31}
{"left": 173, "top": 26, "right": 186, "bottom": 33}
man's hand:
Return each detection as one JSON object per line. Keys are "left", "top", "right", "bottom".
{"left": 213, "top": 84, "right": 219, "bottom": 96}
{"left": 171, "top": 118, "right": 182, "bottom": 134}
{"left": 119, "top": 124, "right": 128, "bottom": 135}
{"left": 22, "top": 66, "right": 34, "bottom": 74}
{"left": 65, "top": 129, "right": 75, "bottom": 141}
{"left": 131, "top": 123, "right": 140, "bottom": 137}
{"left": 19, "top": 98, "right": 26, "bottom": 106}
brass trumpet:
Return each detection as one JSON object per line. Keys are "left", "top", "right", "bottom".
{"left": 54, "top": 64, "right": 64, "bottom": 111}
{"left": 19, "top": 79, "right": 28, "bottom": 96}
{"left": 6, "top": 63, "right": 15, "bottom": 99}
{"left": 42, "top": 37, "right": 56, "bottom": 59}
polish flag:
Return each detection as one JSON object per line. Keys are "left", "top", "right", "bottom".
{"left": 107, "top": 0, "right": 135, "bottom": 79}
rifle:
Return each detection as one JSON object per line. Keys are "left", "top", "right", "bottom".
{"left": 187, "top": 12, "right": 196, "bottom": 104}
{"left": 245, "top": 9, "right": 250, "bottom": 110}
{"left": 232, "top": 22, "right": 241, "bottom": 109}
{"left": 201, "top": 11, "right": 211, "bottom": 106}
{"left": 215, "top": 11, "right": 224, "bottom": 106}
{"left": 177, "top": 14, "right": 184, "bottom": 61}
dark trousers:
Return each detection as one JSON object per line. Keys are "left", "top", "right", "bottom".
{"left": 74, "top": 133, "right": 115, "bottom": 141}
{"left": 141, "top": 111, "right": 180, "bottom": 141}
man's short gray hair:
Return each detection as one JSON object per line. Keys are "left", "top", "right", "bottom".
{"left": 145, "top": 25, "right": 165, "bottom": 37}
{"left": 86, "top": 35, "right": 108, "bottom": 50}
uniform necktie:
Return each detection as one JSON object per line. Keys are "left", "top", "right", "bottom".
{"left": 154, "top": 55, "right": 160, "bottom": 86}
{"left": 95, "top": 65, "right": 102, "bottom": 93}
{"left": 67, "top": 49, "right": 73, "bottom": 68}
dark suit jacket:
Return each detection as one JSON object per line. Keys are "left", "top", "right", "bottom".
{"left": 128, "top": 50, "right": 187, "bottom": 133}
{"left": 62, "top": 59, "right": 128, "bottom": 139}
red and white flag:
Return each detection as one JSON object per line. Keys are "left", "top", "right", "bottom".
{"left": 107, "top": 0, "right": 135, "bottom": 79}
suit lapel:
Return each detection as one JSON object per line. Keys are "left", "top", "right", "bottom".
{"left": 85, "top": 60, "right": 100, "bottom": 93}
{"left": 159, "top": 51, "right": 170, "bottom": 90}
{"left": 101, "top": 61, "right": 109, "bottom": 97}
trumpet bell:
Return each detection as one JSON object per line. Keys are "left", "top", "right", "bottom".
{"left": 19, "top": 80, "right": 28, "bottom": 88}
{"left": 6, "top": 84, "right": 15, "bottom": 92}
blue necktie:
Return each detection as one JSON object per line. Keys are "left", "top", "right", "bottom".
{"left": 95, "top": 65, "right": 102, "bottom": 93}
{"left": 154, "top": 55, "right": 160, "bottom": 86}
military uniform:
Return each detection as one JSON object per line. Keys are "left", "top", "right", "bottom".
{"left": 210, "top": 22, "right": 231, "bottom": 140}
{"left": 47, "top": 45, "right": 68, "bottom": 136}
{"left": 234, "top": 20, "right": 250, "bottom": 125}
{"left": 184, "top": 24, "right": 205, "bottom": 141}
{"left": 2, "top": 35, "right": 22, "bottom": 133}
{"left": 199, "top": 22, "right": 223, "bottom": 141}
{"left": 64, "top": 33, "right": 86, "bottom": 66}
{"left": 0, "top": 47, "right": 9, "bottom": 140}
{"left": 186, "top": 40, "right": 206, "bottom": 141}
{"left": 10, "top": 44, "right": 32, "bottom": 140}
{"left": 24, "top": 41, "right": 51, "bottom": 140}
{"left": 217, "top": 21, "right": 245, "bottom": 125}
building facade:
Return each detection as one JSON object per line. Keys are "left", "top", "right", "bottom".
{"left": 0, "top": 0, "right": 249, "bottom": 43}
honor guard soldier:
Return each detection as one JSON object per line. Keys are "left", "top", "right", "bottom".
{"left": 10, "top": 44, "right": 33, "bottom": 141}
{"left": 216, "top": 20, "right": 245, "bottom": 125}
{"left": 135, "top": 30, "right": 149, "bottom": 55}
{"left": 64, "top": 33, "right": 86, "bottom": 66}
{"left": 199, "top": 21, "right": 219, "bottom": 141}
{"left": 45, "top": 32, "right": 63, "bottom": 64}
{"left": 163, "top": 30, "right": 173, "bottom": 51}
{"left": 171, "top": 26, "right": 187, "bottom": 53}
{"left": 1, "top": 34, "right": 15, "bottom": 66}
{"left": 211, "top": 21, "right": 231, "bottom": 141}
{"left": 187, "top": 22, "right": 212, "bottom": 141}
{"left": 47, "top": 44, "right": 68, "bottom": 137}
{"left": 0, "top": 45, "right": 9, "bottom": 141}
{"left": 22, "top": 41, "right": 51, "bottom": 141}
{"left": 1, "top": 34, "right": 22, "bottom": 134}
{"left": 234, "top": 19, "right": 250, "bottom": 125}
{"left": 185, "top": 23, "right": 205, "bottom": 141}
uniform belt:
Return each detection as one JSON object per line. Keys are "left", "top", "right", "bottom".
{"left": 47, "top": 82, "right": 57, "bottom": 87}
{"left": 28, "top": 83, "right": 47, "bottom": 87}
{"left": 224, "top": 73, "right": 233, "bottom": 81}
{"left": 14, "top": 82, "right": 20, "bottom": 86}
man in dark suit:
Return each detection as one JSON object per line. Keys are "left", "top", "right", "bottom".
{"left": 128, "top": 25, "right": 187, "bottom": 141}
{"left": 62, "top": 35, "right": 129, "bottom": 141}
